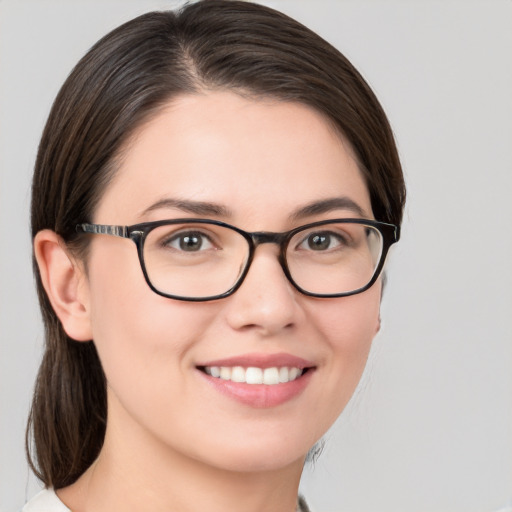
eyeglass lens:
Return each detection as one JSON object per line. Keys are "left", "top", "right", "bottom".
{"left": 142, "top": 221, "right": 383, "bottom": 299}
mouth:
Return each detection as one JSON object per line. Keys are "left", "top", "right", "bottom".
{"left": 195, "top": 353, "right": 315, "bottom": 408}
{"left": 197, "top": 365, "right": 310, "bottom": 385}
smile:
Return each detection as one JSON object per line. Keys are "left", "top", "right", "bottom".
{"left": 196, "top": 353, "right": 315, "bottom": 407}
{"left": 201, "top": 366, "right": 305, "bottom": 385}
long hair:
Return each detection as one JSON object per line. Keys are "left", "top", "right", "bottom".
{"left": 28, "top": 0, "right": 405, "bottom": 488}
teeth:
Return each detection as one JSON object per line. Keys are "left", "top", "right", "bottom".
{"left": 289, "top": 367, "right": 301, "bottom": 380}
{"left": 263, "top": 367, "right": 279, "bottom": 385}
{"left": 220, "top": 367, "right": 231, "bottom": 380}
{"left": 231, "top": 366, "right": 245, "bottom": 383}
{"left": 203, "top": 366, "right": 305, "bottom": 385}
{"left": 246, "top": 367, "right": 263, "bottom": 384}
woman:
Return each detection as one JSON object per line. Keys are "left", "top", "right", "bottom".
{"left": 24, "top": 1, "right": 405, "bottom": 510}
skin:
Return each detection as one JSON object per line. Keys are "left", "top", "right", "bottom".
{"left": 35, "top": 91, "right": 382, "bottom": 512}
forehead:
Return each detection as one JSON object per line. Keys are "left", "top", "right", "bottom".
{"left": 95, "top": 91, "right": 372, "bottom": 227}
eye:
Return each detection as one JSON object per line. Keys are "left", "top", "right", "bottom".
{"left": 164, "top": 231, "right": 215, "bottom": 252}
{"left": 298, "top": 231, "right": 346, "bottom": 251}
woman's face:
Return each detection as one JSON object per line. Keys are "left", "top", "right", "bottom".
{"left": 81, "top": 91, "right": 381, "bottom": 472}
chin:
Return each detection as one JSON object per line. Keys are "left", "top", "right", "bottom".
{"left": 189, "top": 430, "right": 318, "bottom": 474}
{"left": 205, "top": 450, "right": 307, "bottom": 474}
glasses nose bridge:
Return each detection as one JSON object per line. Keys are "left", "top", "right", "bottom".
{"left": 243, "top": 231, "right": 291, "bottom": 288}
{"left": 250, "top": 231, "right": 288, "bottom": 250}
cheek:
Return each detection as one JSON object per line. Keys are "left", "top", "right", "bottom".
{"left": 317, "top": 282, "right": 381, "bottom": 350}
{"left": 84, "top": 242, "right": 217, "bottom": 408}
{"left": 308, "top": 284, "right": 381, "bottom": 417}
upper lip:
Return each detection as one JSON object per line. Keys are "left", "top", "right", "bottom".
{"left": 196, "top": 352, "right": 315, "bottom": 369}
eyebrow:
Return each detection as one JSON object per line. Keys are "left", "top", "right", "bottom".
{"left": 139, "top": 196, "right": 367, "bottom": 222}
{"left": 289, "top": 197, "right": 368, "bottom": 220}
{"left": 140, "top": 198, "right": 233, "bottom": 218}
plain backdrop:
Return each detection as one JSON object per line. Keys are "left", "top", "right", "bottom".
{"left": 0, "top": 1, "right": 510, "bottom": 511}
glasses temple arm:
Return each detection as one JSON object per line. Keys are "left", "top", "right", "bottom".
{"left": 76, "top": 223, "right": 128, "bottom": 238}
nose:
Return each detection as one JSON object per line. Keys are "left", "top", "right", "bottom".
{"left": 223, "top": 245, "right": 300, "bottom": 336}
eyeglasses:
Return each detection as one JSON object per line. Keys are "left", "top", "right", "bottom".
{"left": 76, "top": 218, "right": 400, "bottom": 301}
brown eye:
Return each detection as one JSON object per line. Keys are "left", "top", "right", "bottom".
{"left": 298, "top": 231, "right": 346, "bottom": 251}
{"left": 308, "top": 233, "right": 330, "bottom": 250}
{"left": 164, "top": 231, "right": 214, "bottom": 252}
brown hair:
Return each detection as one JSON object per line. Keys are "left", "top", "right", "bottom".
{"left": 27, "top": 0, "right": 405, "bottom": 488}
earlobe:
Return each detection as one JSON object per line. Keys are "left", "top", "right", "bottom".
{"left": 34, "top": 229, "right": 93, "bottom": 342}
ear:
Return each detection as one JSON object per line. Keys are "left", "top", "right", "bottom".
{"left": 373, "top": 281, "right": 383, "bottom": 337}
{"left": 374, "top": 314, "right": 381, "bottom": 335}
{"left": 34, "top": 229, "right": 93, "bottom": 342}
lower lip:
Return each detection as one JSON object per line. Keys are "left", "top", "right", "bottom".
{"left": 198, "top": 369, "right": 314, "bottom": 408}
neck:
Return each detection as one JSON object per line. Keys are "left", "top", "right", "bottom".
{"left": 57, "top": 393, "right": 305, "bottom": 512}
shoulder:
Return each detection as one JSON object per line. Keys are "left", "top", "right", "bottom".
{"left": 22, "top": 489, "right": 71, "bottom": 512}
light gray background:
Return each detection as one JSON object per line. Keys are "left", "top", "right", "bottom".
{"left": 1, "top": 1, "right": 511, "bottom": 511}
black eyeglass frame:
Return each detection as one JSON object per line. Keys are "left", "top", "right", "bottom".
{"left": 76, "top": 218, "right": 400, "bottom": 302}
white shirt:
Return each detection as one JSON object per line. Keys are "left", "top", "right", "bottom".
{"left": 22, "top": 489, "right": 70, "bottom": 512}
{"left": 23, "top": 488, "right": 311, "bottom": 511}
